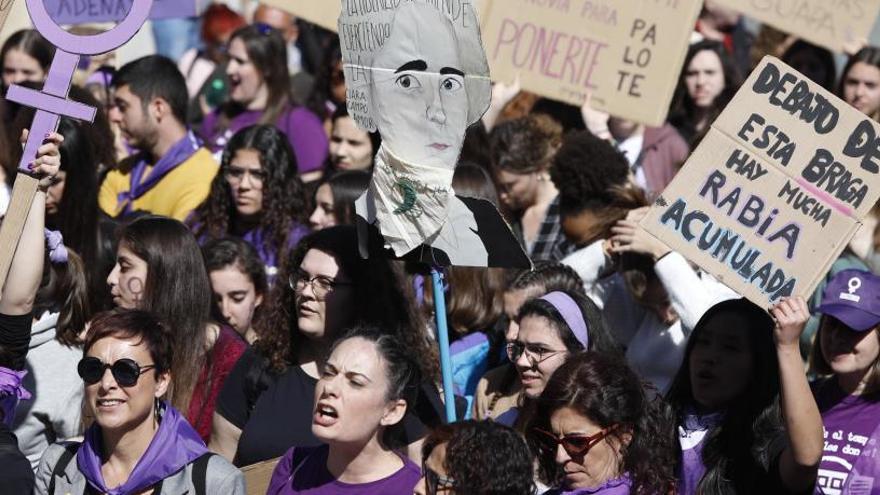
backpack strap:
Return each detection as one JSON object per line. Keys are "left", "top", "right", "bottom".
{"left": 47, "top": 442, "right": 79, "bottom": 494}
{"left": 192, "top": 452, "right": 215, "bottom": 495}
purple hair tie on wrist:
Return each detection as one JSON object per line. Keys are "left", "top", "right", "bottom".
{"left": 539, "top": 291, "right": 590, "bottom": 349}
{"left": 45, "top": 229, "right": 68, "bottom": 264}
{"left": 0, "top": 367, "right": 31, "bottom": 426}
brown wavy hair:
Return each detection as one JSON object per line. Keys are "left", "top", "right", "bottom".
{"left": 253, "top": 226, "right": 438, "bottom": 380}
{"left": 490, "top": 114, "right": 564, "bottom": 174}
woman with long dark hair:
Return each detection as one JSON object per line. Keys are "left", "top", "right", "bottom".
{"left": 529, "top": 352, "right": 675, "bottom": 494}
{"left": 0, "top": 29, "right": 52, "bottom": 89}
{"left": 191, "top": 124, "right": 310, "bottom": 277}
{"left": 668, "top": 40, "right": 741, "bottom": 145}
{"left": 106, "top": 216, "right": 246, "bottom": 443}
{"left": 210, "top": 226, "right": 438, "bottom": 467}
{"left": 200, "top": 24, "right": 328, "bottom": 179}
{"left": 309, "top": 169, "right": 370, "bottom": 230}
{"left": 204, "top": 237, "right": 267, "bottom": 344}
{"left": 840, "top": 46, "right": 880, "bottom": 122}
{"left": 666, "top": 298, "right": 822, "bottom": 494}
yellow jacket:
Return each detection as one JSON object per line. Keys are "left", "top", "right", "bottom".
{"left": 99, "top": 148, "right": 218, "bottom": 221}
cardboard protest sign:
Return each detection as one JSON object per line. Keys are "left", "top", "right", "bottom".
{"left": 41, "top": 0, "right": 197, "bottom": 24}
{"left": 480, "top": 0, "right": 701, "bottom": 127}
{"left": 272, "top": 1, "right": 491, "bottom": 34}
{"left": 261, "top": 0, "right": 338, "bottom": 32}
{"left": 0, "top": 0, "right": 151, "bottom": 294}
{"left": 0, "top": 0, "right": 15, "bottom": 35}
{"left": 339, "top": 0, "right": 529, "bottom": 268}
{"left": 641, "top": 56, "right": 880, "bottom": 307}
{"left": 712, "top": 0, "right": 880, "bottom": 53}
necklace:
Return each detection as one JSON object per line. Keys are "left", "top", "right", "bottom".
{"left": 381, "top": 161, "right": 451, "bottom": 217}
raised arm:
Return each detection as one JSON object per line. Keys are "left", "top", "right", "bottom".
{"left": 0, "top": 131, "right": 62, "bottom": 316}
{"left": 771, "top": 296, "right": 823, "bottom": 492}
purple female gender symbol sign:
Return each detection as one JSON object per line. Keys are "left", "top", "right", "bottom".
{"left": 5, "top": 0, "right": 153, "bottom": 173}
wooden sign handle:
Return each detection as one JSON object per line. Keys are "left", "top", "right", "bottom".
{"left": 0, "top": 175, "right": 40, "bottom": 295}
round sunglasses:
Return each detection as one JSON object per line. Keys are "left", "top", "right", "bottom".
{"left": 533, "top": 425, "right": 619, "bottom": 458}
{"left": 77, "top": 357, "right": 156, "bottom": 387}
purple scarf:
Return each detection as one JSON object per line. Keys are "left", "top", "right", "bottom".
{"left": 0, "top": 367, "right": 30, "bottom": 427}
{"left": 548, "top": 473, "right": 633, "bottom": 494}
{"left": 116, "top": 131, "right": 202, "bottom": 216}
{"left": 77, "top": 402, "right": 208, "bottom": 495}
{"left": 677, "top": 409, "right": 725, "bottom": 495}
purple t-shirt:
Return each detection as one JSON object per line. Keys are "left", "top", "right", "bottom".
{"left": 201, "top": 105, "right": 328, "bottom": 174}
{"left": 814, "top": 380, "right": 880, "bottom": 494}
{"left": 266, "top": 444, "right": 421, "bottom": 495}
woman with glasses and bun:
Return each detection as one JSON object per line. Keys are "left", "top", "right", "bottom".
{"left": 210, "top": 226, "right": 437, "bottom": 467}
{"left": 527, "top": 351, "right": 675, "bottom": 494}
{"left": 190, "top": 124, "right": 310, "bottom": 278}
{"left": 501, "top": 289, "right": 620, "bottom": 430}
{"left": 35, "top": 310, "right": 244, "bottom": 494}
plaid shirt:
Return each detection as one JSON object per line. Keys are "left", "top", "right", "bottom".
{"left": 521, "top": 195, "right": 574, "bottom": 262}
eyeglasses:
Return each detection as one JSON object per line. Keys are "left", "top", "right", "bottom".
{"left": 289, "top": 269, "right": 354, "bottom": 300}
{"left": 223, "top": 165, "right": 265, "bottom": 186}
{"left": 77, "top": 357, "right": 156, "bottom": 387}
{"left": 424, "top": 467, "right": 455, "bottom": 494}
{"left": 506, "top": 342, "right": 566, "bottom": 364}
{"left": 532, "top": 425, "right": 619, "bottom": 458}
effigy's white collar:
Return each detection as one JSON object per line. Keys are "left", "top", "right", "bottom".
{"left": 358, "top": 145, "right": 456, "bottom": 255}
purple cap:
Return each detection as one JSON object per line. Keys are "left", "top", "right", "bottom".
{"left": 816, "top": 269, "right": 880, "bottom": 332}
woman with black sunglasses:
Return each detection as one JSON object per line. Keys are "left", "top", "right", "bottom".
{"left": 527, "top": 351, "right": 676, "bottom": 495}
{"left": 35, "top": 310, "right": 244, "bottom": 494}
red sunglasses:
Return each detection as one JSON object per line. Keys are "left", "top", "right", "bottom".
{"left": 533, "top": 425, "right": 619, "bottom": 458}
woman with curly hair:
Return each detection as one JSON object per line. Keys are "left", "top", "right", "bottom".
{"left": 528, "top": 351, "right": 675, "bottom": 494}
{"left": 490, "top": 114, "right": 570, "bottom": 262}
{"left": 416, "top": 420, "right": 535, "bottom": 495}
{"left": 210, "top": 226, "right": 439, "bottom": 467}
{"left": 190, "top": 124, "right": 309, "bottom": 278}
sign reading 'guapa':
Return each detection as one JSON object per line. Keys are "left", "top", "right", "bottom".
{"left": 480, "top": 0, "right": 701, "bottom": 127}
{"left": 712, "top": 0, "right": 880, "bottom": 53}
{"left": 642, "top": 56, "right": 880, "bottom": 307}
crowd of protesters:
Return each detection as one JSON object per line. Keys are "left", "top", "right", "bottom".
{"left": 0, "top": 1, "right": 879, "bottom": 494}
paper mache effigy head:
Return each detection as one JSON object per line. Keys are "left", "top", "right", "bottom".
{"left": 339, "top": 0, "right": 490, "bottom": 169}
{"left": 339, "top": 0, "right": 528, "bottom": 269}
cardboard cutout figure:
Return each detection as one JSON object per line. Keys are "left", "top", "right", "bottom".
{"left": 339, "top": 0, "right": 529, "bottom": 268}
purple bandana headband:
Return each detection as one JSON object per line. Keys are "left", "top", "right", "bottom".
{"left": 539, "top": 291, "right": 590, "bottom": 349}
{"left": 0, "top": 367, "right": 31, "bottom": 426}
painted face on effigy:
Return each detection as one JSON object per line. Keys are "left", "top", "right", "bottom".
{"left": 368, "top": 4, "right": 469, "bottom": 169}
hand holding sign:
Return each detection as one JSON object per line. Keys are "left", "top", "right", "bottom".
{"left": 0, "top": 0, "right": 152, "bottom": 295}
{"left": 641, "top": 57, "right": 880, "bottom": 308}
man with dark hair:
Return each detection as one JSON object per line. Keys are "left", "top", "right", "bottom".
{"left": 99, "top": 55, "right": 218, "bottom": 221}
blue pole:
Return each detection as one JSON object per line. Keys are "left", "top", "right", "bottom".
{"left": 431, "top": 267, "right": 457, "bottom": 423}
